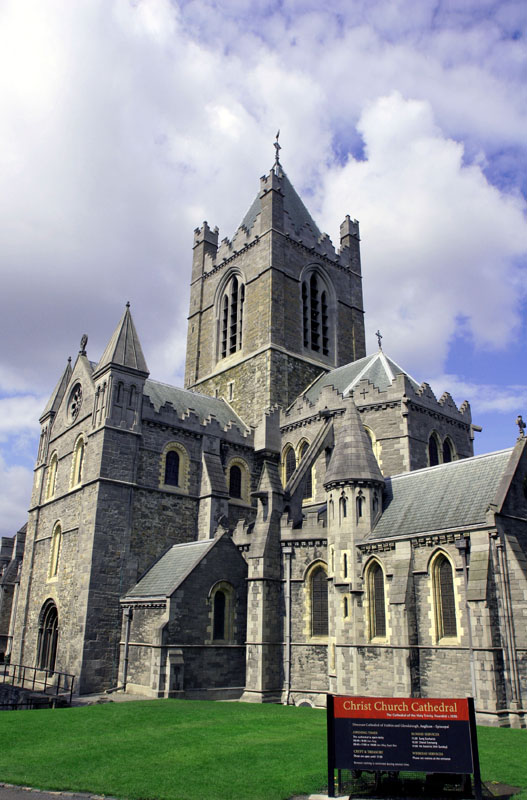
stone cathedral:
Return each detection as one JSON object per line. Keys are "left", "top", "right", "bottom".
{"left": 1, "top": 150, "right": 526, "bottom": 727}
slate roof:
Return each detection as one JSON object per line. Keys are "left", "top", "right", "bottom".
{"left": 124, "top": 540, "right": 214, "bottom": 599}
{"left": 144, "top": 380, "right": 249, "bottom": 432}
{"left": 303, "top": 351, "right": 421, "bottom": 404}
{"left": 324, "top": 404, "right": 384, "bottom": 486}
{"left": 370, "top": 448, "right": 514, "bottom": 540}
{"left": 240, "top": 170, "right": 322, "bottom": 239}
{"left": 95, "top": 305, "right": 149, "bottom": 375}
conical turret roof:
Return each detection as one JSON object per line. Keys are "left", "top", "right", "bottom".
{"left": 324, "top": 399, "right": 384, "bottom": 487}
{"left": 94, "top": 304, "right": 149, "bottom": 376}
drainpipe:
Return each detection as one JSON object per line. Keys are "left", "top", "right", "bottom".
{"left": 455, "top": 538, "right": 476, "bottom": 700}
{"left": 493, "top": 534, "right": 521, "bottom": 710}
{"left": 122, "top": 606, "right": 133, "bottom": 691}
{"left": 283, "top": 547, "right": 292, "bottom": 705}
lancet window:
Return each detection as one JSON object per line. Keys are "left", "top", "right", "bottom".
{"left": 221, "top": 275, "right": 245, "bottom": 358}
{"left": 37, "top": 600, "right": 59, "bottom": 672}
{"left": 432, "top": 552, "right": 458, "bottom": 640}
{"left": 299, "top": 441, "right": 313, "bottom": 499}
{"left": 367, "top": 560, "right": 386, "bottom": 639}
{"left": 302, "top": 272, "right": 330, "bottom": 356}
{"left": 311, "top": 565, "right": 328, "bottom": 637}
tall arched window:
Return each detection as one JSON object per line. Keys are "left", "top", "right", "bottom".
{"left": 70, "top": 436, "right": 85, "bottom": 487}
{"left": 46, "top": 452, "right": 58, "bottom": 500}
{"left": 367, "top": 560, "right": 386, "bottom": 639}
{"left": 210, "top": 582, "right": 234, "bottom": 642}
{"left": 164, "top": 450, "right": 180, "bottom": 486}
{"left": 339, "top": 494, "right": 347, "bottom": 524}
{"left": 428, "top": 433, "right": 440, "bottom": 466}
{"left": 442, "top": 438, "right": 454, "bottom": 463}
{"left": 160, "top": 443, "right": 189, "bottom": 492}
{"left": 298, "top": 441, "right": 313, "bottom": 499}
{"left": 356, "top": 490, "right": 364, "bottom": 520}
{"left": 229, "top": 465, "right": 242, "bottom": 499}
{"left": 213, "top": 590, "right": 226, "bottom": 639}
{"left": 221, "top": 275, "right": 245, "bottom": 358}
{"left": 311, "top": 566, "right": 328, "bottom": 637}
{"left": 227, "top": 458, "right": 250, "bottom": 503}
{"left": 48, "top": 522, "right": 62, "bottom": 580}
{"left": 432, "top": 553, "right": 458, "bottom": 640}
{"left": 283, "top": 447, "right": 296, "bottom": 485}
{"left": 37, "top": 600, "right": 59, "bottom": 672}
{"left": 302, "top": 271, "right": 330, "bottom": 356}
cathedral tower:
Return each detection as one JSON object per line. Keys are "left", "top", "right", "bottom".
{"left": 184, "top": 146, "right": 366, "bottom": 426}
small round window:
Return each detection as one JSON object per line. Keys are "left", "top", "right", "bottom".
{"left": 67, "top": 383, "right": 83, "bottom": 423}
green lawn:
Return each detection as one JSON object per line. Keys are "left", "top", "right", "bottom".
{"left": 0, "top": 700, "right": 525, "bottom": 800}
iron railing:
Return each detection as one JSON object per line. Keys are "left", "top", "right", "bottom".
{"left": 0, "top": 662, "right": 75, "bottom": 706}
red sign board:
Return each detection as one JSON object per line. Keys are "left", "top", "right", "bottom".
{"left": 327, "top": 695, "right": 481, "bottom": 800}
{"left": 333, "top": 695, "right": 470, "bottom": 721}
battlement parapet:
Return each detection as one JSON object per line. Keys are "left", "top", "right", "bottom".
{"left": 193, "top": 221, "right": 219, "bottom": 248}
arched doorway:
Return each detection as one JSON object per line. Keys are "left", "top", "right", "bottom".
{"left": 37, "top": 600, "right": 58, "bottom": 672}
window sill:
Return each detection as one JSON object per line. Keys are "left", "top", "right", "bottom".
{"left": 160, "top": 484, "right": 189, "bottom": 495}
{"left": 228, "top": 497, "right": 252, "bottom": 507}
{"left": 436, "top": 636, "right": 460, "bottom": 646}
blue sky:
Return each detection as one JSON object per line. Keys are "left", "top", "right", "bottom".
{"left": 0, "top": 0, "right": 525, "bottom": 536}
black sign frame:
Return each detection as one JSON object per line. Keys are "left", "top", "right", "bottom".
{"left": 327, "top": 695, "right": 482, "bottom": 800}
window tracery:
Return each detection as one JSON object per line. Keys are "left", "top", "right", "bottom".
{"left": 366, "top": 559, "right": 387, "bottom": 640}
{"left": 301, "top": 271, "right": 332, "bottom": 357}
{"left": 37, "top": 600, "right": 59, "bottom": 672}
{"left": 431, "top": 552, "right": 458, "bottom": 641}
{"left": 306, "top": 562, "right": 328, "bottom": 638}
{"left": 220, "top": 274, "right": 245, "bottom": 358}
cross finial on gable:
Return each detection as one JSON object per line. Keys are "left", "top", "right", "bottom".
{"left": 376, "top": 329, "right": 383, "bottom": 350}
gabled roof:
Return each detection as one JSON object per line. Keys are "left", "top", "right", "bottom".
{"left": 303, "top": 351, "right": 421, "bottom": 405}
{"left": 240, "top": 169, "right": 322, "bottom": 239}
{"left": 40, "top": 359, "right": 73, "bottom": 420}
{"left": 144, "top": 380, "right": 249, "bottom": 433}
{"left": 370, "top": 448, "right": 514, "bottom": 540}
{"left": 94, "top": 304, "right": 148, "bottom": 376}
{"left": 124, "top": 539, "right": 215, "bottom": 599}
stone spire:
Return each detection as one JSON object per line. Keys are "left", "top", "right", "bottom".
{"left": 324, "top": 398, "right": 383, "bottom": 488}
{"left": 94, "top": 303, "right": 149, "bottom": 377}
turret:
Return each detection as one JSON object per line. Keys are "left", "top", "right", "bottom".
{"left": 92, "top": 303, "right": 149, "bottom": 433}
{"left": 323, "top": 397, "right": 384, "bottom": 694}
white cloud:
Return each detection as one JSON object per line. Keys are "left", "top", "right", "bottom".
{"left": 0, "top": 452, "right": 33, "bottom": 537}
{"left": 0, "top": 396, "right": 45, "bottom": 440}
{"left": 0, "top": 0, "right": 525, "bottom": 529}
{"left": 429, "top": 375, "right": 527, "bottom": 415}
{"left": 319, "top": 92, "right": 527, "bottom": 375}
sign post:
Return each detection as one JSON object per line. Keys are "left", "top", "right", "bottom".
{"left": 327, "top": 695, "right": 482, "bottom": 799}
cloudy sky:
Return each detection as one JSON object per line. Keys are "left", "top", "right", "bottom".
{"left": 0, "top": 0, "right": 525, "bottom": 537}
